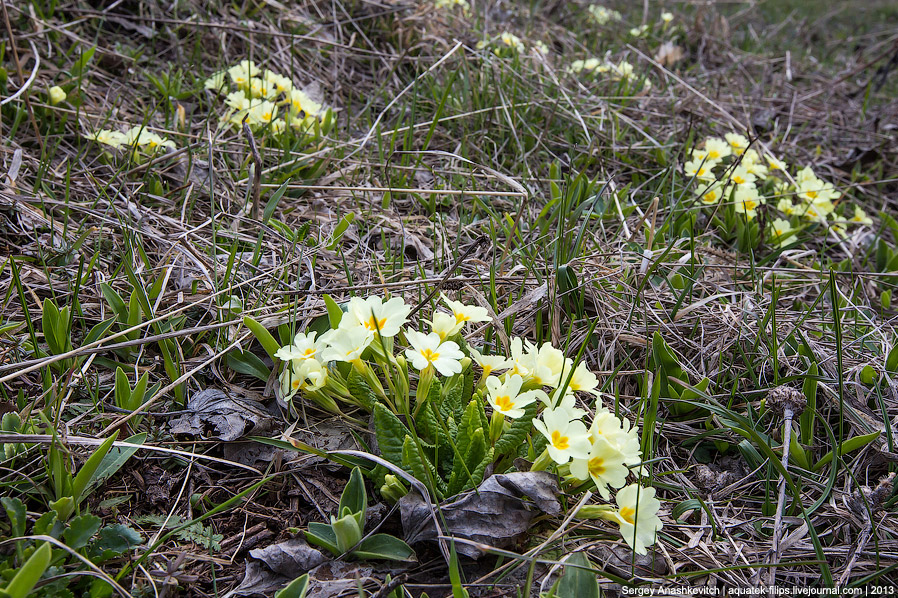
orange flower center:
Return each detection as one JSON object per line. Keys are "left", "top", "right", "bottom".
{"left": 365, "top": 316, "right": 388, "bottom": 331}
{"left": 495, "top": 395, "right": 514, "bottom": 412}
{"left": 588, "top": 457, "right": 606, "bottom": 477}
{"left": 620, "top": 506, "right": 636, "bottom": 524}
{"left": 421, "top": 348, "right": 440, "bottom": 363}
{"left": 551, "top": 430, "right": 569, "bottom": 450}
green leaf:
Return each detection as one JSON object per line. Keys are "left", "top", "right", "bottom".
{"left": 887, "top": 345, "right": 898, "bottom": 374}
{"left": 401, "top": 435, "right": 437, "bottom": 495}
{"left": 346, "top": 368, "right": 377, "bottom": 411}
{"left": 813, "top": 431, "right": 881, "bottom": 471}
{"left": 447, "top": 427, "right": 487, "bottom": 496}
{"left": 225, "top": 349, "right": 271, "bottom": 382}
{"left": 83, "top": 317, "right": 117, "bottom": 346}
{"left": 800, "top": 362, "right": 818, "bottom": 446}
{"left": 64, "top": 514, "right": 102, "bottom": 549}
{"left": 3, "top": 542, "right": 51, "bottom": 598}
{"left": 243, "top": 316, "right": 281, "bottom": 361}
{"left": 353, "top": 534, "right": 415, "bottom": 561}
{"left": 331, "top": 512, "right": 363, "bottom": 554}
{"left": 305, "top": 522, "right": 339, "bottom": 556}
{"left": 556, "top": 552, "right": 600, "bottom": 598}
{"left": 90, "top": 524, "right": 143, "bottom": 560}
{"left": 99, "top": 283, "right": 128, "bottom": 324}
{"left": 84, "top": 432, "right": 145, "bottom": 497}
{"left": 114, "top": 367, "right": 131, "bottom": 411}
{"left": 32, "top": 511, "right": 62, "bottom": 539}
{"left": 1, "top": 497, "right": 26, "bottom": 537}
{"left": 275, "top": 574, "right": 310, "bottom": 598}
{"left": 324, "top": 294, "right": 344, "bottom": 329}
{"left": 494, "top": 401, "right": 537, "bottom": 457}
{"left": 339, "top": 467, "right": 367, "bottom": 525}
{"left": 72, "top": 431, "right": 119, "bottom": 507}
{"left": 71, "top": 46, "right": 97, "bottom": 78}
{"left": 327, "top": 213, "right": 354, "bottom": 250}
{"left": 374, "top": 403, "right": 408, "bottom": 467}
{"left": 263, "top": 180, "right": 290, "bottom": 225}
{"left": 49, "top": 496, "right": 74, "bottom": 521}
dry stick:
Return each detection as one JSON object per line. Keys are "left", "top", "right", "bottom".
{"left": 0, "top": 0, "right": 43, "bottom": 150}
{"left": 242, "top": 116, "right": 262, "bottom": 220}
{"left": 763, "top": 387, "right": 807, "bottom": 592}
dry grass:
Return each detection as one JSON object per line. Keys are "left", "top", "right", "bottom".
{"left": 2, "top": 0, "right": 898, "bottom": 595}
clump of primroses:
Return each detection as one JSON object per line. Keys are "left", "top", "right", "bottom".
{"left": 273, "top": 293, "right": 662, "bottom": 555}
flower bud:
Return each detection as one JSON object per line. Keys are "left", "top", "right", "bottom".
{"left": 48, "top": 85, "right": 66, "bottom": 105}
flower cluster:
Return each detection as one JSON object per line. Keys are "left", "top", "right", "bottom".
{"left": 273, "top": 293, "right": 662, "bottom": 555}
{"left": 85, "top": 125, "right": 176, "bottom": 162}
{"left": 434, "top": 0, "right": 470, "bottom": 13}
{"left": 204, "top": 60, "right": 328, "bottom": 136}
{"left": 587, "top": 5, "right": 622, "bottom": 25}
{"left": 569, "top": 58, "right": 651, "bottom": 91}
{"left": 688, "top": 133, "right": 873, "bottom": 245}
{"left": 476, "top": 32, "right": 526, "bottom": 57}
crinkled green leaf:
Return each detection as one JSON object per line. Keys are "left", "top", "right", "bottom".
{"left": 494, "top": 401, "right": 537, "bottom": 458}
{"left": 64, "top": 514, "right": 102, "bottom": 550}
{"left": 353, "top": 534, "right": 415, "bottom": 561}
{"left": 374, "top": 403, "right": 408, "bottom": 467}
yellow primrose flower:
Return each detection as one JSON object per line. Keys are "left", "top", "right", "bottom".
{"left": 734, "top": 185, "right": 764, "bottom": 219}
{"left": 435, "top": 0, "right": 470, "bottom": 11}
{"left": 613, "top": 61, "right": 635, "bottom": 79}
{"left": 777, "top": 198, "right": 798, "bottom": 215}
{"left": 271, "top": 118, "right": 287, "bottom": 135}
{"left": 729, "top": 165, "right": 757, "bottom": 187}
{"left": 499, "top": 32, "right": 525, "bottom": 53}
{"left": 742, "top": 151, "right": 769, "bottom": 178}
{"left": 275, "top": 331, "right": 322, "bottom": 364}
{"left": 796, "top": 165, "right": 818, "bottom": 186}
{"left": 344, "top": 296, "right": 411, "bottom": 338}
{"left": 661, "top": 11, "right": 673, "bottom": 23}
{"left": 629, "top": 25, "right": 648, "bottom": 37}
{"left": 850, "top": 206, "right": 873, "bottom": 226}
{"left": 533, "top": 41, "right": 549, "bottom": 56}
{"left": 769, "top": 218, "right": 794, "bottom": 247}
{"left": 248, "top": 77, "right": 276, "bottom": 99}
{"left": 280, "top": 357, "right": 328, "bottom": 400}
{"left": 569, "top": 435, "right": 630, "bottom": 499}
{"left": 288, "top": 89, "right": 323, "bottom": 117}
{"left": 320, "top": 326, "right": 373, "bottom": 364}
{"left": 204, "top": 71, "right": 227, "bottom": 92}
{"left": 703, "top": 137, "right": 732, "bottom": 161}
{"left": 588, "top": 410, "right": 641, "bottom": 464}
{"left": 567, "top": 361, "right": 600, "bottom": 396}
{"left": 532, "top": 407, "right": 591, "bottom": 465}
{"left": 88, "top": 129, "right": 127, "bottom": 149}
{"left": 611, "top": 484, "right": 663, "bottom": 555}
{"left": 228, "top": 61, "right": 256, "bottom": 87}
{"left": 485, "top": 374, "right": 546, "bottom": 419}
{"left": 264, "top": 70, "right": 293, "bottom": 95}
{"left": 797, "top": 178, "right": 839, "bottom": 205}
{"left": 470, "top": 348, "right": 511, "bottom": 377}
{"left": 766, "top": 154, "right": 787, "bottom": 172}
{"left": 430, "top": 311, "right": 464, "bottom": 341}
{"left": 404, "top": 329, "right": 464, "bottom": 376}
{"left": 225, "top": 90, "right": 251, "bottom": 111}
{"left": 587, "top": 5, "right": 621, "bottom": 25}
{"left": 48, "top": 86, "right": 66, "bottom": 105}
{"left": 248, "top": 100, "right": 279, "bottom": 126}
{"left": 695, "top": 182, "right": 724, "bottom": 205}
{"left": 725, "top": 132, "right": 750, "bottom": 155}
{"left": 684, "top": 158, "right": 717, "bottom": 181}
{"left": 441, "top": 294, "right": 491, "bottom": 326}
{"left": 800, "top": 201, "right": 830, "bottom": 224}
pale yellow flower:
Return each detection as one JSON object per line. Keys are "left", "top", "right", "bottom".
{"left": 684, "top": 158, "right": 717, "bottom": 182}
{"left": 533, "top": 408, "right": 591, "bottom": 464}
{"left": 724, "top": 132, "right": 750, "bottom": 155}
{"left": 695, "top": 182, "right": 724, "bottom": 205}
{"left": 769, "top": 218, "right": 793, "bottom": 247}
{"left": 612, "top": 484, "right": 663, "bottom": 555}
{"left": 734, "top": 185, "right": 764, "bottom": 219}
{"left": 849, "top": 206, "right": 873, "bottom": 226}
{"left": 703, "top": 137, "right": 732, "bottom": 161}
{"left": 48, "top": 86, "right": 66, "bottom": 105}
